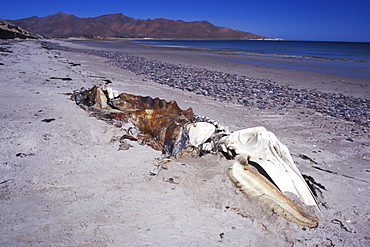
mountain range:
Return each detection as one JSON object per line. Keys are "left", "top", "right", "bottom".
{"left": 9, "top": 12, "right": 266, "bottom": 39}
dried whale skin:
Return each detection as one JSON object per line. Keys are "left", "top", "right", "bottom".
{"left": 73, "top": 85, "right": 320, "bottom": 227}
{"left": 74, "top": 85, "right": 194, "bottom": 156}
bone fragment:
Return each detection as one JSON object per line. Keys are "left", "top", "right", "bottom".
{"left": 187, "top": 122, "right": 216, "bottom": 147}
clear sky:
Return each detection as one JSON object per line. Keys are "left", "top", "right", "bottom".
{"left": 2, "top": 0, "right": 370, "bottom": 42}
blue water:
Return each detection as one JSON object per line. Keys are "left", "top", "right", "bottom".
{"left": 131, "top": 39, "right": 370, "bottom": 62}
{"left": 81, "top": 39, "right": 370, "bottom": 79}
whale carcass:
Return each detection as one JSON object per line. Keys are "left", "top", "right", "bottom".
{"left": 73, "top": 85, "right": 321, "bottom": 228}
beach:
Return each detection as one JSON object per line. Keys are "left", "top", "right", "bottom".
{"left": 0, "top": 40, "right": 369, "bottom": 246}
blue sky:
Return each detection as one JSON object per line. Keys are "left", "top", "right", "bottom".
{"left": 2, "top": 0, "right": 370, "bottom": 42}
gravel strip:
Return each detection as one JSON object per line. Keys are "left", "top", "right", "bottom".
{"left": 42, "top": 41, "right": 370, "bottom": 130}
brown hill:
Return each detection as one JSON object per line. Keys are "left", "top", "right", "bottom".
{"left": 0, "top": 19, "right": 38, "bottom": 39}
{"left": 9, "top": 12, "right": 266, "bottom": 39}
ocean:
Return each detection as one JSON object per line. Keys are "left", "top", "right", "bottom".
{"left": 80, "top": 39, "right": 370, "bottom": 79}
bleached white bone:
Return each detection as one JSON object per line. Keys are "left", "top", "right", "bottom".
{"left": 219, "top": 126, "right": 320, "bottom": 210}
{"left": 107, "top": 87, "right": 119, "bottom": 99}
{"left": 187, "top": 122, "right": 216, "bottom": 147}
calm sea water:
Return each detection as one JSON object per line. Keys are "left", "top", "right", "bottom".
{"left": 81, "top": 39, "right": 370, "bottom": 79}
{"left": 131, "top": 39, "right": 370, "bottom": 61}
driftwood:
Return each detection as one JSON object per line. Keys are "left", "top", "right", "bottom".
{"left": 73, "top": 85, "right": 320, "bottom": 227}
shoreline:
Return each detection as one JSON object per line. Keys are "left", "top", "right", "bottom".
{"left": 127, "top": 43, "right": 369, "bottom": 63}
{"left": 44, "top": 40, "right": 370, "bottom": 130}
{"left": 1, "top": 40, "right": 369, "bottom": 246}
{"left": 75, "top": 39, "right": 370, "bottom": 80}
{"left": 66, "top": 39, "right": 370, "bottom": 98}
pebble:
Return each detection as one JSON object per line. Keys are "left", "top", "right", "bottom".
{"left": 42, "top": 42, "right": 370, "bottom": 130}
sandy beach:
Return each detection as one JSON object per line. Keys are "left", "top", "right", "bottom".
{"left": 1, "top": 40, "right": 369, "bottom": 246}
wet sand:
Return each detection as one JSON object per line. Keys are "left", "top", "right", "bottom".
{"left": 0, "top": 40, "right": 369, "bottom": 246}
